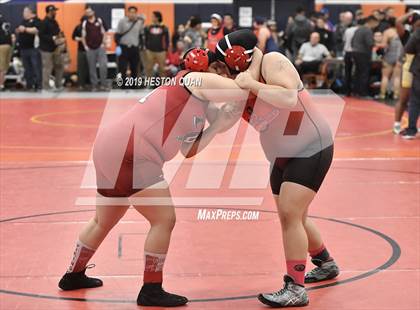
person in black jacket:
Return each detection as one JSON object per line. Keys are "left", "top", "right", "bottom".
{"left": 16, "top": 6, "right": 42, "bottom": 90}
{"left": 351, "top": 15, "right": 379, "bottom": 98}
{"left": 144, "top": 11, "right": 169, "bottom": 79}
{"left": 315, "top": 17, "right": 335, "bottom": 53}
{"left": 72, "top": 16, "right": 89, "bottom": 89}
{"left": 39, "top": 5, "right": 65, "bottom": 90}
{"left": 400, "top": 22, "right": 420, "bottom": 139}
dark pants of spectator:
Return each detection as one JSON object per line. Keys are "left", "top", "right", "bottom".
{"left": 352, "top": 52, "right": 371, "bottom": 97}
{"left": 21, "top": 48, "right": 42, "bottom": 90}
{"left": 407, "top": 74, "right": 420, "bottom": 134}
{"left": 118, "top": 45, "right": 140, "bottom": 81}
{"left": 298, "top": 61, "right": 321, "bottom": 76}
{"left": 344, "top": 52, "right": 354, "bottom": 96}
{"left": 77, "top": 50, "right": 89, "bottom": 88}
{"left": 86, "top": 47, "right": 107, "bottom": 88}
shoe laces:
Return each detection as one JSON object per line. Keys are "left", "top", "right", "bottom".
{"left": 308, "top": 266, "right": 322, "bottom": 275}
{"left": 80, "top": 264, "right": 96, "bottom": 275}
{"left": 272, "top": 282, "right": 291, "bottom": 297}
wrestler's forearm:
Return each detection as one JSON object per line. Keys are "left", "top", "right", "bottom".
{"left": 181, "top": 126, "right": 218, "bottom": 158}
{"left": 247, "top": 79, "right": 298, "bottom": 108}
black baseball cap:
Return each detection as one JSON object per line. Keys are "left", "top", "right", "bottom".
{"left": 46, "top": 5, "right": 59, "bottom": 13}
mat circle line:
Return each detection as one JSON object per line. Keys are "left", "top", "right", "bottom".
{"left": 0, "top": 207, "right": 401, "bottom": 303}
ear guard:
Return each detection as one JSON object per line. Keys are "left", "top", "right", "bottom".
{"left": 216, "top": 34, "right": 254, "bottom": 72}
{"left": 182, "top": 48, "right": 216, "bottom": 72}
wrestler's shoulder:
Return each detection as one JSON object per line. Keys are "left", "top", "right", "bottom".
{"left": 262, "top": 51, "right": 290, "bottom": 63}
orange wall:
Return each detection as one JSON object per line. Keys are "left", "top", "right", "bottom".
{"left": 36, "top": 2, "right": 174, "bottom": 73}
{"left": 361, "top": 4, "right": 405, "bottom": 17}
{"left": 315, "top": 4, "right": 323, "bottom": 12}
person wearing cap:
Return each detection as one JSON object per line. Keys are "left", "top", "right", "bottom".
{"left": 38, "top": 4, "right": 65, "bottom": 90}
{"left": 206, "top": 13, "right": 224, "bottom": 52}
{"left": 254, "top": 16, "right": 279, "bottom": 53}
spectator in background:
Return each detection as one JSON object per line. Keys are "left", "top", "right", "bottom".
{"left": 116, "top": 6, "right": 144, "bottom": 83}
{"left": 183, "top": 16, "right": 202, "bottom": 50}
{"left": 384, "top": 7, "right": 396, "bottom": 24}
{"left": 372, "top": 31, "right": 384, "bottom": 60}
{"left": 166, "top": 40, "right": 184, "bottom": 76}
{"left": 39, "top": 5, "right": 64, "bottom": 91}
{"left": 171, "top": 24, "right": 185, "bottom": 49}
{"left": 400, "top": 16, "right": 420, "bottom": 139}
{"left": 286, "top": 7, "right": 313, "bottom": 60}
{"left": 355, "top": 9, "right": 364, "bottom": 24}
{"left": 82, "top": 6, "right": 108, "bottom": 91}
{"left": 319, "top": 8, "right": 334, "bottom": 31}
{"left": 334, "top": 11, "right": 353, "bottom": 56}
{"left": 315, "top": 17, "right": 334, "bottom": 52}
{"left": 207, "top": 13, "right": 224, "bottom": 52}
{"left": 377, "top": 17, "right": 403, "bottom": 100}
{"left": 351, "top": 15, "right": 379, "bottom": 98}
{"left": 0, "top": 14, "right": 13, "bottom": 91}
{"left": 72, "top": 16, "right": 89, "bottom": 90}
{"left": 394, "top": 10, "right": 420, "bottom": 134}
{"left": 144, "top": 11, "right": 169, "bottom": 79}
{"left": 374, "top": 10, "right": 390, "bottom": 32}
{"left": 295, "top": 32, "right": 331, "bottom": 75}
{"left": 267, "top": 20, "right": 282, "bottom": 52}
{"left": 223, "top": 13, "right": 237, "bottom": 34}
{"left": 343, "top": 19, "right": 360, "bottom": 96}
{"left": 16, "top": 6, "right": 41, "bottom": 91}
{"left": 254, "top": 16, "right": 279, "bottom": 53}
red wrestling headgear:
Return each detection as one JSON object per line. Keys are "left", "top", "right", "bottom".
{"left": 216, "top": 34, "right": 254, "bottom": 72}
{"left": 183, "top": 48, "right": 211, "bottom": 72}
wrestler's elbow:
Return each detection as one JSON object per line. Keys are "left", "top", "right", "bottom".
{"left": 278, "top": 93, "right": 298, "bottom": 108}
{"left": 286, "top": 94, "right": 298, "bottom": 108}
{"left": 180, "top": 144, "right": 195, "bottom": 158}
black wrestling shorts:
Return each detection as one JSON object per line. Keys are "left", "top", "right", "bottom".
{"left": 269, "top": 144, "right": 334, "bottom": 195}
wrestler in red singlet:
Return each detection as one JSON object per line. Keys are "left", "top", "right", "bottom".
{"left": 93, "top": 70, "right": 207, "bottom": 197}
{"left": 241, "top": 76, "right": 333, "bottom": 163}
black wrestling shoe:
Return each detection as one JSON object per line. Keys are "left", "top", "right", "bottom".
{"left": 137, "top": 283, "right": 188, "bottom": 307}
{"left": 58, "top": 264, "right": 103, "bottom": 291}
